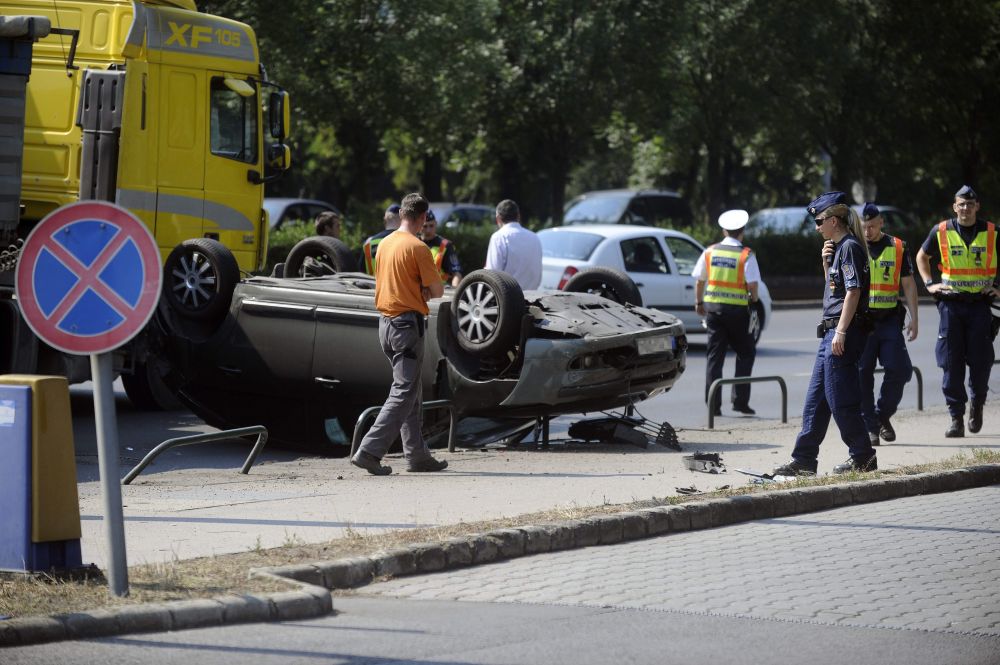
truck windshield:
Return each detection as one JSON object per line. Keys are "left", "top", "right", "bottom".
{"left": 210, "top": 77, "right": 258, "bottom": 164}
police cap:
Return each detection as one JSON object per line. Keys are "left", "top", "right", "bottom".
{"left": 955, "top": 185, "right": 978, "bottom": 200}
{"left": 386, "top": 204, "right": 401, "bottom": 214}
{"left": 718, "top": 209, "right": 749, "bottom": 230}
{"left": 425, "top": 209, "right": 436, "bottom": 222}
{"left": 862, "top": 202, "right": 880, "bottom": 220}
{"left": 807, "top": 191, "right": 848, "bottom": 217}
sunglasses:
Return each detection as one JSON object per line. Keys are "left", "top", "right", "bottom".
{"left": 814, "top": 215, "right": 840, "bottom": 226}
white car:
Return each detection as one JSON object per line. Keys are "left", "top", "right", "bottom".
{"left": 539, "top": 224, "right": 772, "bottom": 342}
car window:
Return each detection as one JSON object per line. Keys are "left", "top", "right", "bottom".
{"left": 209, "top": 77, "right": 258, "bottom": 164}
{"left": 639, "top": 196, "right": 692, "bottom": 227}
{"left": 457, "top": 207, "right": 492, "bottom": 225}
{"left": 663, "top": 236, "right": 703, "bottom": 275}
{"left": 282, "top": 204, "right": 310, "bottom": 225}
{"left": 621, "top": 237, "right": 669, "bottom": 274}
{"left": 539, "top": 231, "right": 604, "bottom": 260}
{"left": 623, "top": 198, "right": 651, "bottom": 225}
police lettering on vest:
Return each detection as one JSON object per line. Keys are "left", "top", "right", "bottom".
{"left": 703, "top": 244, "right": 752, "bottom": 306}
{"left": 936, "top": 221, "right": 997, "bottom": 292}
{"left": 869, "top": 236, "right": 904, "bottom": 309}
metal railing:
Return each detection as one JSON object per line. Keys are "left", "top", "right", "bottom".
{"left": 121, "top": 425, "right": 269, "bottom": 485}
{"left": 707, "top": 376, "right": 787, "bottom": 429}
{"left": 350, "top": 399, "right": 456, "bottom": 457}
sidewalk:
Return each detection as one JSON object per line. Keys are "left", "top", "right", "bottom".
{"left": 73, "top": 404, "right": 999, "bottom": 569}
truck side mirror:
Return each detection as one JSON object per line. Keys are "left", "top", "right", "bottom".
{"left": 268, "top": 91, "right": 290, "bottom": 140}
{"left": 267, "top": 143, "right": 291, "bottom": 170}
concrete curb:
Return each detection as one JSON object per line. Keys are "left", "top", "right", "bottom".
{"left": 3, "top": 464, "right": 998, "bottom": 648}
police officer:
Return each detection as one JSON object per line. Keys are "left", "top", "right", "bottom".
{"left": 363, "top": 204, "right": 402, "bottom": 275}
{"left": 693, "top": 209, "right": 760, "bottom": 416}
{"left": 858, "top": 202, "right": 919, "bottom": 445}
{"left": 772, "top": 192, "right": 877, "bottom": 476}
{"left": 420, "top": 210, "right": 463, "bottom": 287}
{"left": 915, "top": 185, "right": 1000, "bottom": 437}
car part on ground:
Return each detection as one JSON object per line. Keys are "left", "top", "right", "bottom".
{"left": 683, "top": 452, "right": 726, "bottom": 473}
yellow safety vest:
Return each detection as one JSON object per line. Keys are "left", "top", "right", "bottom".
{"left": 936, "top": 220, "right": 997, "bottom": 292}
{"left": 869, "top": 235, "right": 904, "bottom": 309}
{"left": 704, "top": 244, "right": 752, "bottom": 306}
{"left": 363, "top": 235, "right": 385, "bottom": 275}
{"left": 428, "top": 237, "right": 451, "bottom": 282}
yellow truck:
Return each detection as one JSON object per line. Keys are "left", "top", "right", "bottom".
{"left": 0, "top": 0, "right": 290, "bottom": 406}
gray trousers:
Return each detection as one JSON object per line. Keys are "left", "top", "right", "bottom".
{"left": 357, "top": 312, "right": 432, "bottom": 462}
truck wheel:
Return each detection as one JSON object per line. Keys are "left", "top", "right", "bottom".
{"left": 452, "top": 270, "right": 525, "bottom": 358}
{"left": 563, "top": 267, "right": 643, "bottom": 306}
{"left": 164, "top": 238, "right": 240, "bottom": 321}
{"left": 284, "top": 236, "right": 358, "bottom": 276}
{"left": 122, "top": 359, "right": 183, "bottom": 411}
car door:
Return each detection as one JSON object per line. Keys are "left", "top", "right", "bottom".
{"left": 618, "top": 236, "right": 683, "bottom": 313}
{"left": 661, "top": 235, "right": 706, "bottom": 332}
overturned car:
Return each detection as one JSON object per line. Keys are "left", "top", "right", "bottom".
{"left": 149, "top": 237, "right": 688, "bottom": 454}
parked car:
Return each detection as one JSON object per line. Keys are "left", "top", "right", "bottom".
{"left": 745, "top": 204, "right": 918, "bottom": 239}
{"left": 263, "top": 198, "right": 341, "bottom": 231}
{"left": 149, "top": 237, "right": 688, "bottom": 454}
{"left": 429, "top": 202, "right": 495, "bottom": 230}
{"left": 538, "top": 225, "right": 772, "bottom": 343}
{"left": 563, "top": 189, "right": 693, "bottom": 228}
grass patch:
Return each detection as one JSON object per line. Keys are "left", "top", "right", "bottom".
{"left": 2, "top": 449, "right": 997, "bottom": 620}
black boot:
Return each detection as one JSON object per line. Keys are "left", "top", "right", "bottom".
{"left": 968, "top": 405, "right": 983, "bottom": 434}
{"left": 945, "top": 416, "right": 964, "bottom": 438}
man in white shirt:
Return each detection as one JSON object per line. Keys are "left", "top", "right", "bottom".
{"left": 485, "top": 199, "right": 542, "bottom": 290}
{"left": 691, "top": 209, "right": 761, "bottom": 416}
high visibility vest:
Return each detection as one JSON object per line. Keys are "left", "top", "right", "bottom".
{"left": 363, "top": 235, "right": 385, "bottom": 275}
{"left": 936, "top": 220, "right": 997, "bottom": 292}
{"left": 868, "top": 235, "right": 904, "bottom": 309}
{"left": 703, "top": 244, "right": 752, "bottom": 306}
{"left": 428, "top": 237, "right": 451, "bottom": 282}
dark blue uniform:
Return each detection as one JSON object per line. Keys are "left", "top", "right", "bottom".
{"left": 790, "top": 234, "right": 875, "bottom": 466}
{"left": 920, "top": 219, "right": 999, "bottom": 418}
{"left": 424, "top": 235, "right": 463, "bottom": 279}
{"left": 859, "top": 234, "right": 914, "bottom": 435}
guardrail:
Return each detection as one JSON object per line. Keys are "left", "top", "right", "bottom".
{"left": 707, "top": 376, "right": 787, "bottom": 429}
{"left": 121, "top": 425, "right": 269, "bottom": 485}
{"left": 351, "top": 399, "right": 456, "bottom": 457}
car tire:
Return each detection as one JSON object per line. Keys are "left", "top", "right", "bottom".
{"left": 452, "top": 269, "right": 525, "bottom": 358}
{"left": 284, "top": 236, "right": 358, "bottom": 276}
{"left": 163, "top": 238, "right": 240, "bottom": 321}
{"left": 122, "top": 359, "right": 183, "bottom": 411}
{"left": 563, "top": 267, "right": 643, "bottom": 306}
{"left": 750, "top": 301, "right": 765, "bottom": 345}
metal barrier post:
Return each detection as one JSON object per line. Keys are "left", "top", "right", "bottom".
{"left": 872, "top": 365, "right": 924, "bottom": 411}
{"left": 350, "top": 399, "right": 456, "bottom": 458}
{"left": 122, "top": 426, "right": 269, "bottom": 485}
{"left": 707, "top": 375, "right": 787, "bottom": 429}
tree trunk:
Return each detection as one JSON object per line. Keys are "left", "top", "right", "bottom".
{"left": 422, "top": 153, "right": 443, "bottom": 201}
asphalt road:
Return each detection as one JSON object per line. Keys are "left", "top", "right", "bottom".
{"left": 7, "top": 486, "right": 998, "bottom": 665}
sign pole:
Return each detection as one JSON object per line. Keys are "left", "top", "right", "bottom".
{"left": 90, "top": 352, "right": 129, "bottom": 596}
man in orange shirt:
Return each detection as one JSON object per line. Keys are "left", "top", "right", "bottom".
{"left": 351, "top": 193, "right": 448, "bottom": 475}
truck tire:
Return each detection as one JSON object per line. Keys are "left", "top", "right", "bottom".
{"left": 163, "top": 239, "right": 240, "bottom": 321}
{"left": 563, "top": 267, "right": 643, "bottom": 306}
{"left": 284, "top": 236, "right": 358, "bottom": 276}
{"left": 451, "top": 270, "right": 525, "bottom": 358}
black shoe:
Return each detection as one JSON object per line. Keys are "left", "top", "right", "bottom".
{"left": 878, "top": 417, "right": 896, "bottom": 442}
{"left": 832, "top": 455, "right": 878, "bottom": 474}
{"left": 868, "top": 431, "right": 880, "bottom": 447}
{"left": 407, "top": 456, "right": 448, "bottom": 472}
{"left": 351, "top": 451, "right": 393, "bottom": 476}
{"left": 732, "top": 404, "right": 756, "bottom": 415}
{"left": 770, "top": 459, "right": 817, "bottom": 477}
{"left": 945, "top": 417, "right": 965, "bottom": 438}
{"left": 968, "top": 405, "right": 983, "bottom": 434}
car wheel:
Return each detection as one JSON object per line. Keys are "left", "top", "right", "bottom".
{"left": 284, "top": 236, "right": 358, "bottom": 276}
{"left": 563, "top": 267, "right": 643, "bottom": 306}
{"left": 164, "top": 238, "right": 240, "bottom": 321}
{"left": 122, "top": 359, "right": 183, "bottom": 411}
{"left": 452, "top": 269, "right": 525, "bottom": 358}
{"left": 750, "top": 301, "right": 765, "bottom": 345}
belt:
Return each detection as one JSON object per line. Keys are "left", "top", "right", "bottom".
{"left": 935, "top": 291, "right": 993, "bottom": 304}
{"left": 820, "top": 318, "right": 840, "bottom": 330}
{"left": 869, "top": 306, "right": 903, "bottom": 321}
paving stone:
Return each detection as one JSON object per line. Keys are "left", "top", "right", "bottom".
{"left": 488, "top": 528, "right": 526, "bottom": 558}
{"left": 596, "top": 515, "right": 624, "bottom": 544}
{"left": 521, "top": 525, "right": 553, "bottom": 554}
{"left": 168, "top": 599, "right": 224, "bottom": 631}
{"left": 373, "top": 547, "right": 418, "bottom": 577}
{"left": 411, "top": 542, "right": 447, "bottom": 572}
{"left": 621, "top": 512, "right": 648, "bottom": 540}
